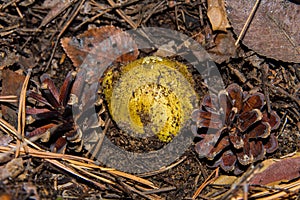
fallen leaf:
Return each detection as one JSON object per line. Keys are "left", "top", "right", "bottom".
{"left": 0, "top": 158, "right": 24, "bottom": 180}
{"left": 226, "top": 0, "right": 300, "bottom": 62}
{"left": 213, "top": 175, "right": 237, "bottom": 185}
{"left": 0, "top": 51, "right": 19, "bottom": 69}
{"left": 208, "top": 32, "right": 237, "bottom": 63}
{"left": 249, "top": 153, "right": 300, "bottom": 185}
{"left": 0, "top": 135, "right": 13, "bottom": 146}
{"left": 207, "top": 0, "right": 230, "bottom": 31}
{"left": 61, "top": 25, "right": 139, "bottom": 68}
{"left": 40, "top": 0, "right": 72, "bottom": 28}
{"left": 23, "top": 182, "right": 39, "bottom": 200}
{"left": 1, "top": 69, "right": 25, "bottom": 127}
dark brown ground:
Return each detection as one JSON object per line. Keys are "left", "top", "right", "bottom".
{"left": 0, "top": 0, "right": 299, "bottom": 199}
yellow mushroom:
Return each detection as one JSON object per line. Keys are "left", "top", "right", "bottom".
{"left": 102, "top": 56, "right": 198, "bottom": 142}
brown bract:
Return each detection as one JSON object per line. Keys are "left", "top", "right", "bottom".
{"left": 192, "top": 84, "right": 280, "bottom": 174}
{"left": 26, "top": 72, "right": 81, "bottom": 153}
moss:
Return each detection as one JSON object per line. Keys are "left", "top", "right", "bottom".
{"left": 102, "top": 56, "right": 198, "bottom": 142}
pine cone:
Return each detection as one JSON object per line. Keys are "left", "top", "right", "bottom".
{"left": 192, "top": 84, "right": 280, "bottom": 174}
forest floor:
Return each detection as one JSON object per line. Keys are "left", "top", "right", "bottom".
{"left": 0, "top": 0, "right": 299, "bottom": 199}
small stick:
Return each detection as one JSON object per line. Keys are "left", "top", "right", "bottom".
{"left": 138, "top": 156, "right": 187, "bottom": 177}
{"left": 0, "top": 95, "right": 18, "bottom": 103}
{"left": 266, "top": 83, "right": 300, "bottom": 107}
{"left": 13, "top": 2, "right": 23, "bottom": 19}
{"left": 45, "top": 0, "right": 86, "bottom": 71}
{"left": 120, "top": 181, "right": 155, "bottom": 200}
{"left": 16, "top": 68, "right": 32, "bottom": 157}
{"left": 89, "top": 118, "right": 111, "bottom": 160}
{"left": 228, "top": 64, "right": 253, "bottom": 89}
{"left": 192, "top": 168, "right": 219, "bottom": 199}
{"left": 235, "top": 0, "right": 261, "bottom": 46}
{"left": 261, "top": 63, "right": 271, "bottom": 114}
{"left": 142, "top": 186, "right": 176, "bottom": 195}
{"left": 107, "top": 0, "right": 137, "bottom": 29}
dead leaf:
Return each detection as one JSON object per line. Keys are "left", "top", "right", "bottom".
{"left": 40, "top": 0, "right": 72, "bottom": 28}
{"left": 226, "top": 0, "right": 300, "bottom": 62}
{"left": 0, "top": 135, "right": 13, "bottom": 146}
{"left": 207, "top": 155, "right": 300, "bottom": 199}
{"left": 208, "top": 32, "right": 237, "bottom": 63}
{"left": 1, "top": 69, "right": 25, "bottom": 126}
{"left": 207, "top": 0, "right": 230, "bottom": 31}
{"left": 0, "top": 158, "right": 24, "bottom": 180}
{"left": 213, "top": 175, "right": 237, "bottom": 185}
{"left": 23, "top": 182, "right": 40, "bottom": 200}
{"left": 0, "top": 51, "right": 19, "bottom": 69}
{"left": 249, "top": 153, "right": 300, "bottom": 185}
{"left": 61, "top": 25, "right": 139, "bottom": 68}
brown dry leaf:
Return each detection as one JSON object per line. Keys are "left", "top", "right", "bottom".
{"left": 208, "top": 32, "right": 237, "bottom": 63}
{"left": 249, "top": 153, "right": 300, "bottom": 185}
{"left": 0, "top": 52, "right": 19, "bottom": 69}
{"left": 40, "top": 0, "right": 72, "bottom": 28}
{"left": 23, "top": 182, "right": 39, "bottom": 200}
{"left": 0, "top": 158, "right": 24, "bottom": 180}
{"left": 226, "top": 0, "right": 300, "bottom": 62}
{"left": 210, "top": 154, "right": 300, "bottom": 187}
{"left": 207, "top": 154, "right": 300, "bottom": 199}
{"left": 0, "top": 135, "right": 13, "bottom": 146}
{"left": 61, "top": 25, "right": 139, "bottom": 68}
{"left": 42, "top": 0, "right": 65, "bottom": 8}
{"left": 1, "top": 69, "right": 25, "bottom": 126}
{"left": 0, "top": 133, "right": 13, "bottom": 164}
{"left": 207, "top": 0, "right": 231, "bottom": 31}
{"left": 213, "top": 175, "right": 237, "bottom": 185}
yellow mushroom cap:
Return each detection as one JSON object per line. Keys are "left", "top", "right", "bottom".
{"left": 102, "top": 56, "right": 198, "bottom": 142}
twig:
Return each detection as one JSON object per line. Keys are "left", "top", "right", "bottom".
{"left": 266, "top": 83, "right": 300, "bottom": 107}
{"left": 75, "top": 0, "right": 140, "bottom": 31}
{"left": 74, "top": 8, "right": 111, "bottom": 31}
{"left": 45, "top": 0, "right": 86, "bottom": 71}
{"left": 193, "top": 151, "right": 209, "bottom": 180}
{"left": 45, "top": 159, "right": 107, "bottom": 190}
{"left": 228, "top": 64, "right": 253, "bottom": 89}
{"left": 108, "top": 170, "right": 157, "bottom": 188}
{"left": 278, "top": 113, "right": 288, "bottom": 137}
{"left": 192, "top": 168, "right": 219, "bottom": 199}
{"left": 38, "top": 0, "right": 75, "bottom": 28}
{"left": 261, "top": 63, "right": 271, "bottom": 114}
{"left": 142, "top": 186, "right": 176, "bottom": 195}
{"left": 70, "top": 163, "right": 115, "bottom": 185}
{"left": 0, "top": 144, "right": 156, "bottom": 189}
{"left": 0, "top": 0, "right": 19, "bottom": 10}
{"left": 107, "top": 0, "right": 137, "bottom": 29}
{"left": 13, "top": 2, "right": 23, "bottom": 19}
{"left": 235, "top": 0, "right": 261, "bottom": 46}
{"left": 89, "top": 118, "right": 111, "bottom": 160}
{"left": 250, "top": 179, "right": 300, "bottom": 199}
{"left": 0, "top": 118, "right": 42, "bottom": 150}
{"left": 0, "top": 95, "right": 18, "bottom": 103}
{"left": 220, "top": 164, "right": 262, "bottom": 200}
{"left": 139, "top": 156, "right": 187, "bottom": 177}
{"left": 16, "top": 69, "right": 32, "bottom": 157}
{"left": 120, "top": 182, "right": 156, "bottom": 200}
{"left": 141, "top": 1, "right": 166, "bottom": 25}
